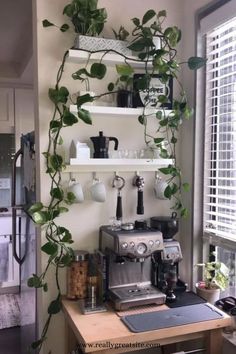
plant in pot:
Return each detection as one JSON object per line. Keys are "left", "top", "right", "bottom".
{"left": 195, "top": 261, "right": 229, "bottom": 304}
{"left": 108, "top": 63, "right": 134, "bottom": 108}
{"left": 43, "top": 0, "right": 132, "bottom": 55}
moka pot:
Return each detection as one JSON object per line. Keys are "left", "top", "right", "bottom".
{"left": 90, "top": 131, "right": 119, "bottom": 158}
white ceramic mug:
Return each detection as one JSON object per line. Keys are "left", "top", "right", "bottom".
{"left": 68, "top": 179, "right": 84, "bottom": 203}
{"left": 90, "top": 178, "right": 106, "bottom": 203}
{"left": 154, "top": 177, "right": 168, "bottom": 200}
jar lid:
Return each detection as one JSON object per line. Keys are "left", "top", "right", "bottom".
{"left": 74, "top": 250, "right": 89, "bottom": 261}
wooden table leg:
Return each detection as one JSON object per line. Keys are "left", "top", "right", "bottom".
{"left": 205, "top": 328, "right": 223, "bottom": 354}
{"left": 65, "top": 322, "right": 78, "bottom": 354}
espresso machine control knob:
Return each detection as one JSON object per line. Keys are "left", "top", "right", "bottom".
{"left": 149, "top": 240, "right": 154, "bottom": 247}
{"left": 121, "top": 242, "right": 128, "bottom": 249}
{"left": 137, "top": 242, "right": 147, "bottom": 255}
{"left": 129, "top": 241, "right": 135, "bottom": 248}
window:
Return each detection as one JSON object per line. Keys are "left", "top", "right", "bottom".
{"left": 203, "top": 16, "right": 236, "bottom": 244}
{"left": 196, "top": 0, "right": 236, "bottom": 293}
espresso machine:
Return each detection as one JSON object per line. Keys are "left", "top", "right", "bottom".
{"left": 99, "top": 222, "right": 166, "bottom": 310}
{"left": 150, "top": 214, "right": 185, "bottom": 302}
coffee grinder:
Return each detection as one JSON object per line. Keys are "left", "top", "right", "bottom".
{"left": 150, "top": 213, "right": 185, "bottom": 302}
{"left": 99, "top": 221, "right": 166, "bottom": 310}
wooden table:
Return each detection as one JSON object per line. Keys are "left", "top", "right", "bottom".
{"left": 62, "top": 299, "right": 232, "bottom": 354}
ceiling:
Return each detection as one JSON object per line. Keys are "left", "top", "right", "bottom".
{"left": 0, "top": 0, "right": 32, "bottom": 79}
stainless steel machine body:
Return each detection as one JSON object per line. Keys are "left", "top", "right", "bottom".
{"left": 99, "top": 225, "right": 166, "bottom": 310}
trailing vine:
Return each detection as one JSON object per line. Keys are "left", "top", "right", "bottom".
{"left": 28, "top": 4, "right": 206, "bottom": 352}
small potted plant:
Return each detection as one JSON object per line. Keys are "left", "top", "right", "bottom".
{"left": 108, "top": 63, "right": 134, "bottom": 108}
{"left": 195, "top": 260, "right": 229, "bottom": 304}
{"left": 43, "top": 0, "right": 132, "bottom": 55}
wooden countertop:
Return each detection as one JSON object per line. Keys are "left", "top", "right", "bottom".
{"left": 62, "top": 299, "right": 232, "bottom": 353}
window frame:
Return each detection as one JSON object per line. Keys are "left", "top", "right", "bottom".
{"left": 193, "top": 0, "right": 235, "bottom": 288}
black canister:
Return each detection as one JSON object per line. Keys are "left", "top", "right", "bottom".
{"left": 150, "top": 212, "right": 179, "bottom": 240}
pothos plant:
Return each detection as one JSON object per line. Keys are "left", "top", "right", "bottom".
{"left": 28, "top": 5, "right": 206, "bottom": 352}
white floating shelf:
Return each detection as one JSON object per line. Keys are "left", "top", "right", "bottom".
{"left": 64, "top": 159, "right": 173, "bottom": 173}
{"left": 68, "top": 49, "right": 151, "bottom": 69}
{"left": 70, "top": 105, "right": 172, "bottom": 117}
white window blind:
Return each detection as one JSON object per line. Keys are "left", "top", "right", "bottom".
{"left": 203, "top": 16, "right": 236, "bottom": 244}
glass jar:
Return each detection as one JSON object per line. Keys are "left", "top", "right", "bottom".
{"left": 67, "top": 250, "right": 89, "bottom": 300}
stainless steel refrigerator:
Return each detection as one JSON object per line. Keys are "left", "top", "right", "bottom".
{"left": 12, "top": 132, "right": 37, "bottom": 353}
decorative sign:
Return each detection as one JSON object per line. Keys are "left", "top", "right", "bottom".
{"left": 133, "top": 74, "right": 173, "bottom": 109}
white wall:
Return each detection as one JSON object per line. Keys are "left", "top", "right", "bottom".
{"left": 34, "top": 0, "right": 225, "bottom": 352}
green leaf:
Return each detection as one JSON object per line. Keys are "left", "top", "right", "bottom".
{"left": 132, "top": 17, "right": 140, "bottom": 27}
{"left": 50, "top": 187, "right": 64, "bottom": 200}
{"left": 116, "top": 64, "right": 134, "bottom": 77}
{"left": 90, "top": 63, "right": 107, "bottom": 79}
{"left": 107, "top": 82, "right": 114, "bottom": 91}
{"left": 42, "top": 152, "right": 49, "bottom": 158}
{"left": 28, "top": 202, "right": 43, "bottom": 214}
{"left": 43, "top": 283, "right": 48, "bottom": 292}
{"left": 171, "top": 136, "right": 177, "bottom": 144}
{"left": 138, "top": 115, "right": 145, "bottom": 125}
{"left": 158, "top": 95, "right": 168, "bottom": 103}
{"left": 171, "top": 183, "right": 179, "bottom": 195}
{"left": 41, "top": 242, "right": 58, "bottom": 256}
{"left": 164, "top": 185, "right": 172, "bottom": 199}
{"left": 31, "top": 339, "right": 44, "bottom": 350}
{"left": 76, "top": 94, "right": 94, "bottom": 107}
{"left": 48, "top": 298, "right": 61, "bottom": 315}
{"left": 188, "top": 57, "right": 207, "bottom": 70}
{"left": 128, "top": 38, "right": 147, "bottom": 52}
{"left": 63, "top": 4, "right": 74, "bottom": 17}
{"left": 183, "top": 182, "right": 190, "bottom": 192}
{"left": 61, "top": 232, "right": 72, "bottom": 243}
{"left": 50, "top": 154, "right": 63, "bottom": 171}
{"left": 50, "top": 120, "right": 61, "bottom": 130}
{"left": 159, "top": 118, "right": 168, "bottom": 126}
{"left": 181, "top": 207, "right": 189, "bottom": 218}
{"left": 156, "top": 111, "right": 163, "bottom": 120}
{"left": 48, "top": 87, "right": 69, "bottom": 104}
{"left": 159, "top": 148, "right": 169, "bottom": 158}
{"left": 42, "top": 19, "right": 54, "bottom": 28}
{"left": 66, "top": 191, "right": 76, "bottom": 204}
{"left": 58, "top": 136, "right": 63, "bottom": 145}
{"left": 27, "top": 275, "right": 41, "bottom": 288}
{"left": 58, "top": 207, "right": 69, "bottom": 214}
{"left": 142, "top": 9, "right": 156, "bottom": 24}
{"left": 157, "top": 10, "right": 167, "bottom": 18}
{"left": 154, "top": 137, "right": 164, "bottom": 145}
{"left": 32, "top": 211, "right": 48, "bottom": 225}
{"left": 63, "top": 109, "right": 78, "bottom": 126}
{"left": 60, "top": 24, "right": 69, "bottom": 32}
{"left": 77, "top": 108, "right": 92, "bottom": 125}
{"left": 159, "top": 166, "right": 173, "bottom": 175}
{"left": 60, "top": 254, "right": 73, "bottom": 266}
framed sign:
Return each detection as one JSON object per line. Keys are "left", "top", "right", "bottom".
{"left": 133, "top": 74, "right": 173, "bottom": 109}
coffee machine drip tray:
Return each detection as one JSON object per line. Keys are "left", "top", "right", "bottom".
{"left": 109, "top": 283, "right": 166, "bottom": 311}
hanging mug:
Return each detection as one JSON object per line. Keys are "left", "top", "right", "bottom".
{"left": 67, "top": 179, "right": 84, "bottom": 203}
{"left": 154, "top": 176, "right": 168, "bottom": 200}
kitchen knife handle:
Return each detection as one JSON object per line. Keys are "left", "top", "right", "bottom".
{"left": 137, "top": 190, "right": 144, "bottom": 215}
{"left": 116, "top": 195, "right": 122, "bottom": 220}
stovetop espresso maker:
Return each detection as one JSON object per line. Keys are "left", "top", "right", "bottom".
{"left": 90, "top": 131, "right": 119, "bottom": 158}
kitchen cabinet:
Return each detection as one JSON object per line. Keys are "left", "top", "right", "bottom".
{"left": 0, "top": 88, "right": 14, "bottom": 134}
